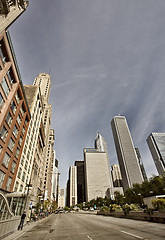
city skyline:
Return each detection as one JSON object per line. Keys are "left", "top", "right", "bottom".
{"left": 8, "top": 0, "right": 165, "bottom": 189}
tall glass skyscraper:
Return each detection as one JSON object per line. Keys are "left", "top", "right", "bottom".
{"left": 111, "top": 116, "right": 144, "bottom": 191}
{"left": 147, "top": 133, "right": 165, "bottom": 175}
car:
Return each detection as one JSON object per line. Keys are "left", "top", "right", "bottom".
{"left": 90, "top": 207, "right": 94, "bottom": 211}
{"left": 58, "top": 209, "right": 64, "bottom": 213}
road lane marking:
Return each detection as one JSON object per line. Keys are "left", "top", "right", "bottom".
{"left": 121, "top": 231, "right": 144, "bottom": 239}
{"left": 87, "top": 235, "right": 93, "bottom": 240}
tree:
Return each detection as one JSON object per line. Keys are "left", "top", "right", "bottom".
{"left": 114, "top": 191, "right": 124, "bottom": 205}
{"left": 51, "top": 201, "right": 57, "bottom": 211}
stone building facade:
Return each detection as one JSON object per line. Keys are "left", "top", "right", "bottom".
{"left": 84, "top": 148, "right": 112, "bottom": 202}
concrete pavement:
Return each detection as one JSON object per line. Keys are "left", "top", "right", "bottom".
{"left": 3, "top": 215, "right": 52, "bottom": 240}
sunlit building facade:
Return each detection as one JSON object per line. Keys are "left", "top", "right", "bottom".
{"left": 58, "top": 187, "right": 65, "bottom": 208}
{"left": 69, "top": 166, "right": 77, "bottom": 206}
{"left": 84, "top": 148, "right": 112, "bottom": 201}
{"left": 111, "top": 116, "right": 143, "bottom": 191}
{"left": 33, "top": 73, "right": 53, "bottom": 200}
{"left": 95, "top": 132, "right": 114, "bottom": 190}
{"left": 0, "top": 31, "right": 30, "bottom": 192}
{"left": 13, "top": 85, "right": 43, "bottom": 194}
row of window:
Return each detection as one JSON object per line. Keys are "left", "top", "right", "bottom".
{"left": 14, "top": 181, "right": 23, "bottom": 192}
{"left": 0, "top": 68, "right": 16, "bottom": 111}
{"left": 0, "top": 169, "right": 13, "bottom": 191}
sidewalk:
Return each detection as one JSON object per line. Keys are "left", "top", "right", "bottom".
{"left": 3, "top": 216, "right": 51, "bottom": 240}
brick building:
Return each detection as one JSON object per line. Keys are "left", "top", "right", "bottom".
{"left": 0, "top": 30, "right": 30, "bottom": 192}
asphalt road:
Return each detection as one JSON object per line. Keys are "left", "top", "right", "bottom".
{"left": 16, "top": 212, "right": 165, "bottom": 240}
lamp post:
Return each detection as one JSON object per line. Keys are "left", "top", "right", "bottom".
{"left": 23, "top": 182, "right": 32, "bottom": 213}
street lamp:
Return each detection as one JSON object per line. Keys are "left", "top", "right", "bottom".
{"left": 23, "top": 182, "right": 32, "bottom": 213}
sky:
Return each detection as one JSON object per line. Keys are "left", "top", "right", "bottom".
{"left": 9, "top": 0, "right": 165, "bottom": 190}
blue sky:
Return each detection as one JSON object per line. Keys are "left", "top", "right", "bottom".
{"left": 9, "top": 0, "right": 165, "bottom": 189}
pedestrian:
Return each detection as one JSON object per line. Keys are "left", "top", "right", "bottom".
{"left": 18, "top": 211, "right": 26, "bottom": 230}
{"left": 27, "top": 216, "right": 30, "bottom": 224}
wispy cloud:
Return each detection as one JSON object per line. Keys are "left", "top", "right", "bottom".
{"left": 9, "top": 0, "right": 165, "bottom": 187}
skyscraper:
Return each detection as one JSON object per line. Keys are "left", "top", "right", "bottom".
{"left": 111, "top": 116, "right": 143, "bottom": 191}
{"left": 111, "top": 164, "right": 122, "bottom": 187}
{"left": 84, "top": 148, "right": 112, "bottom": 201}
{"left": 58, "top": 188, "right": 65, "bottom": 208}
{"left": 46, "top": 129, "right": 55, "bottom": 201}
{"left": 75, "top": 160, "right": 86, "bottom": 203}
{"left": 95, "top": 132, "right": 113, "bottom": 190}
{"left": 52, "top": 157, "right": 59, "bottom": 203}
{"left": 69, "top": 166, "right": 77, "bottom": 206}
{"left": 147, "top": 133, "right": 165, "bottom": 175}
{"left": 33, "top": 73, "right": 53, "bottom": 200}
{"left": 135, "top": 148, "right": 147, "bottom": 180}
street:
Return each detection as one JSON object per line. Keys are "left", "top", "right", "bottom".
{"left": 16, "top": 212, "right": 165, "bottom": 240}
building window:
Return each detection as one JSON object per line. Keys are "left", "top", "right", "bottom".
{"left": 5, "top": 112, "right": 12, "bottom": 127}
{"left": 15, "top": 148, "right": 20, "bottom": 159}
{"left": 7, "top": 69, "right": 15, "bottom": 86}
{"left": 2, "top": 152, "right": 11, "bottom": 168}
{"left": 17, "top": 168, "right": 22, "bottom": 179}
{"left": 13, "top": 125, "right": 18, "bottom": 138}
{"left": 14, "top": 181, "right": 19, "bottom": 191}
{"left": 25, "top": 161, "right": 28, "bottom": 170}
{"left": 25, "top": 119, "right": 28, "bottom": 126}
{"left": 0, "top": 42, "right": 7, "bottom": 64}
{"left": 0, "top": 126, "right": 8, "bottom": 141}
{"left": 0, "top": 144, "right": 2, "bottom": 154}
{"left": 23, "top": 145, "right": 27, "bottom": 155}
{"left": 22, "top": 126, "right": 25, "bottom": 135}
{"left": 15, "top": 92, "right": 20, "bottom": 105}
{"left": 19, "top": 184, "right": 23, "bottom": 192}
{"left": 20, "top": 105, "right": 24, "bottom": 116}
{"left": 11, "top": 161, "right": 16, "bottom": 173}
{"left": 1, "top": 77, "right": 10, "bottom": 97}
{"left": 0, "top": 170, "right": 5, "bottom": 188}
{"left": 8, "top": 138, "right": 15, "bottom": 151}
{"left": 6, "top": 177, "right": 12, "bottom": 191}
{"left": 17, "top": 114, "right": 21, "bottom": 126}
{"left": 19, "top": 136, "right": 23, "bottom": 146}
{"left": 11, "top": 101, "right": 17, "bottom": 114}
{"left": 27, "top": 151, "right": 30, "bottom": 160}
{"left": 0, "top": 92, "right": 4, "bottom": 110}
{"left": 22, "top": 172, "right": 26, "bottom": 182}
